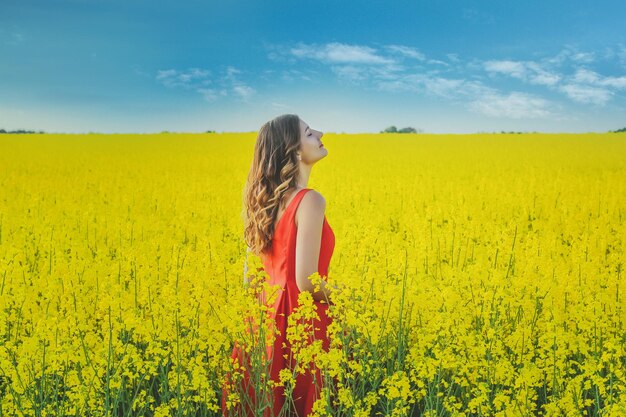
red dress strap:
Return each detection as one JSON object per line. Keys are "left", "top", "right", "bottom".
{"left": 275, "top": 188, "right": 310, "bottom": 231}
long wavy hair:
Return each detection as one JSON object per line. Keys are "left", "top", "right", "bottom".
{"left": 242, "top": 114, "right": 302, "bottom": 256}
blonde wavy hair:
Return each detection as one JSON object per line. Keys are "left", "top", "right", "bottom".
{"left": 242, "top": 114, "right": 302, "bottom": 256}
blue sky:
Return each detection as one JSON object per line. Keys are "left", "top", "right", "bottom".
{"left": 2, "top": 0, "right": 626, "bottom": 133}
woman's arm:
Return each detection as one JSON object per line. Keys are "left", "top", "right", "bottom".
{"left": 294, "top": 190, "right": 334, "bottom": 304}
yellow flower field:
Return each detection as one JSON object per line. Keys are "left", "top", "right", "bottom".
{"left": 0, "top": 132, "right": 625, "bottom": 416}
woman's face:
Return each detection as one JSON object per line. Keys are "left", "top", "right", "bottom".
{"left": 298, "top": 118, "right": 326, "bottom": 164}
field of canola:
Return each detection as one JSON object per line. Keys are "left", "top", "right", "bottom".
{"left": 0, "top": 132, "right": 625, "bottom": 416}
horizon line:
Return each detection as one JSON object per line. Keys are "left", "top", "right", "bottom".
{"left": 2, "top": 130, "right": 626, "bottom": 135}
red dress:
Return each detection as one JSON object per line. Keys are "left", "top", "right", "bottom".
{"left": 222, "top": 188, "right": 336, "bottom": 417}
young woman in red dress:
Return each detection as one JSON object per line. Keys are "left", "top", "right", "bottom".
{"left": 222, "top": 114, "right": 337, "bottom": 417}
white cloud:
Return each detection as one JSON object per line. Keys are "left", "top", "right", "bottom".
{"left": 570, "top": 52, "right": 595, "bottom": 63}
{"left": 453, "top": 80, "right": 495, "bottom": 98}
{"left": 484, "top": 60, "right": 560, "bottom": 86}
{"left": 222, "top": 66, "right": 256, "bottom": 101}
{"left": 270, "top": 102, "right": 289, "bottom": 110}
{"left": 179, "top": 68, "right": 209, "bottom": 82}
{"left": 331, "top": 62, "right": 405, "bottom": 85}
{"left": 156, "top": 66, "right": 254, "bottom": 102}
{"left": 156, "top": 69, "right": 177, "bottom": 81}
{"left": 156, "top": 68, "right": 212, "bottom": 89}
{"left": 291, "top": 42, "right": 395, "bottom": 65}
{"left": 484, "top": 60, "right": 527, "bottom": 79}
{"left": 423, "top": 77, "right": 466, "bottom": 98}
{"left": 600, "top": 75, "right": 626, "bottom": 89}
{"left": 232, "top": 84, "right": 255, "bottom": 100}
{"left": 558, "top": 84, "right": 612, "bottom": 105}
{"left": 491, "top": 49, "right": 621, "bottom": 106}
{"left": 426, "top": 59, "right": 449, "bottom": 66}
{"left": 225, "top": 66, "right": 241, "bottom": 79}
{"left": 573, "top": 68, "right": 626, "bottom": 90}
{"left": 375, "top": 73, "right": 430, "bottom": 94}
{"left": 276, "top": 41, "right": 452, "bottom": 80}
{"left": 197, "top": 88, "right": 220, "bottom": 102}
{"left": 279, "top": 69, "right": 313, "bottom": 82}
{"left": 385, "top": 45, "right": 426, "bottom": 61}
{"left": 524, "top": 62, "right": 561, "bottom": 86}
{"left": 558, "top": 67, "right": 626, "bottom": 105}
{"left": 469, "top": 92, "right": 553, "bottom": 119}
{"left": 572, "top": 68, "right": 600, "bottom": 84}
{"left": 376, "top": 73, "right": 492, "bottom": 101}
{"left": 271, "top": 41, "right": 625, "bottom": 113}
{"left": 331, "top": 65, "right": 370, "bottom": 83}
{"left": 528, "top": 71, "right": 561, "bottom": 86}
{"left": 547, "top": 47, "right": 597, "bottom": 66}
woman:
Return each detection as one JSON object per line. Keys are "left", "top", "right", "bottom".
{"left": 222, "top": 114, "right": 336, "bottom": 417}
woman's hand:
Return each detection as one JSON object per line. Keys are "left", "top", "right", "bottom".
{"left": 311, "top": 277, "right": 344, "bottom": 305}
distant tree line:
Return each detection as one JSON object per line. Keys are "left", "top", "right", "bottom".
{"left": 381, "top": 126, "right": 423, "bottom": 133}
{"left": 0, "top": 128, "right": 45, "bottom": 134}
{"left": 610, "top": 127, "right": 626, "bottom": 133}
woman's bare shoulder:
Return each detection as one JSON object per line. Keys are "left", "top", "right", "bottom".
{"left": 295, "top": 189, "right": 326, "bottom": 225}
{"left": 295, "top": 189, "right": 326, "bottom": 226}
{"left": 302, "top": 189, "right": 326, "bottom": 207}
